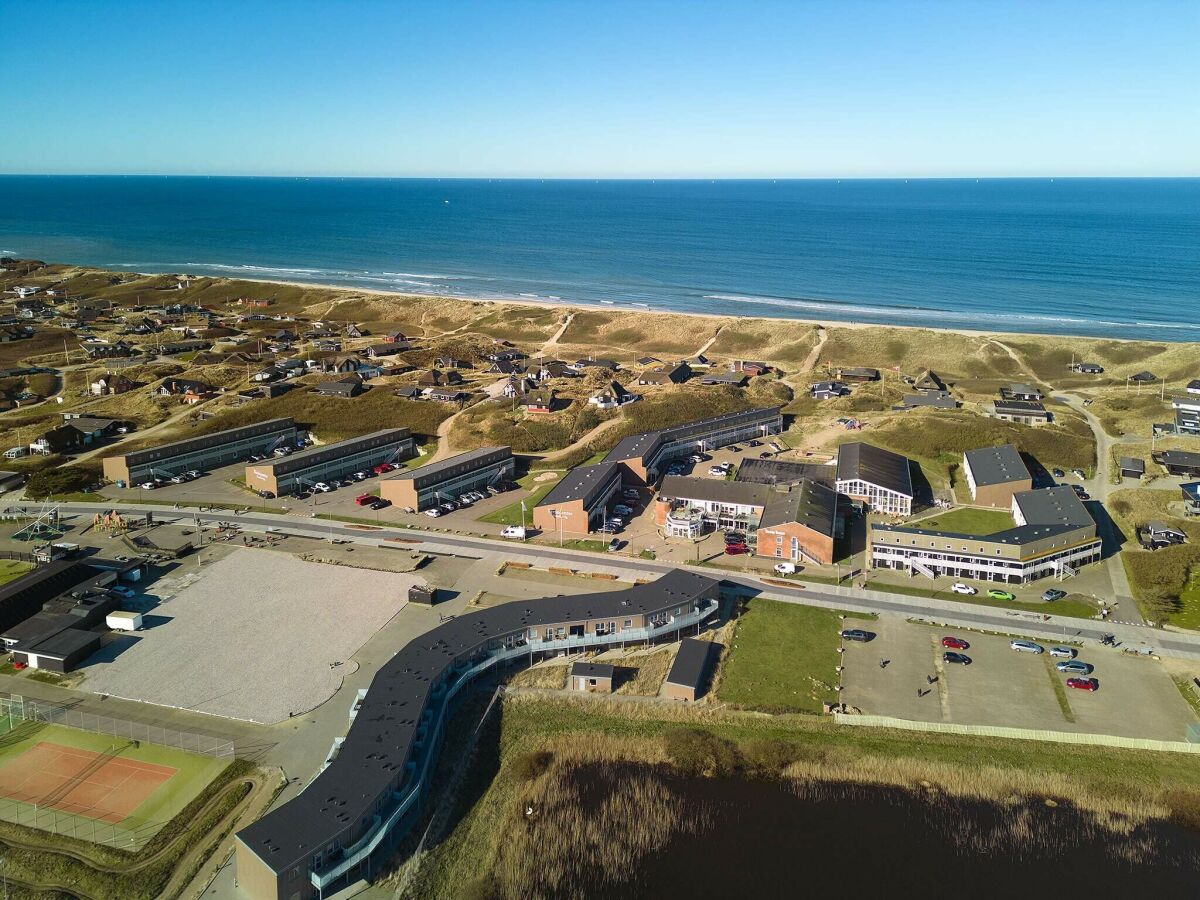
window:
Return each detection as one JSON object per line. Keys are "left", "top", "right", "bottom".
{"left": 623, "top": 619, "right": 632, "bottom": 628}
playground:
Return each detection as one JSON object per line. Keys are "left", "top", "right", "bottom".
{"left": 0, "top": 720, "right": 229, "bottom": 847}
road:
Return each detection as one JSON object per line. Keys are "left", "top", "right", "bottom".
{"left": 18, "top": 500, "right": 1200, "bottom": 660}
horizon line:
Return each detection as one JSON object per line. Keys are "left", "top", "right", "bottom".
{"left": 1, "top": 172, "right": 1198, "bottom": 182}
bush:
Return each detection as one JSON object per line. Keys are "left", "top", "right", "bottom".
{"left": 1163, "top": 790, "right": 1200, "bottom": 832}
{"left": 26, "top": 466, "right": 95, "bottom": 499}
{"left": 663, "top": 728, "right": 740, "bottom": 778}
{"left": 511, "top": 750, "right": 554, "bottom": 782}
{"left": 740, "top": 738, "right": 803, "bottom": 775}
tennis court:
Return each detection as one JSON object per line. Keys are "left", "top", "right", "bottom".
{"left": 0, "top": 722, "right": 230, "bottom": 847}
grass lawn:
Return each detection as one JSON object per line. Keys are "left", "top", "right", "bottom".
{"left": 867, "top": 577, "right": 1099, "bottom": 619}
{"left": 718, "top": 599, "right": 874, "bottom": 713}
{"left": 1174, "top": 570, "right": 1200, "bottom": 630}
{"left": 478, "top": 470, "right": 563, "bottom": 526}
{"left": 558, "top": 539, "right": 609, "bottom": 553}
{"left": 910, "top": 506, "right": 1014, "bottom": 536}
{"left": 0, "top": 560, "right": 32, "bottom": 585}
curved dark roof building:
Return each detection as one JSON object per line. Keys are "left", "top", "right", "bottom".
{"left": 234, "top": 569, "right": 720, "bottom": 900}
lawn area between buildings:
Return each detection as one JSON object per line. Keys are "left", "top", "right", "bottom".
{"left": 867, "top": 577, "right": 1100, "bottom": 619}
{"left": 0, "top": 559, "right": 32, "bottom": 584}
{"left": 478, "top": 471, "right": 563, "bottom": 526}
{"left": 910, "top": 506, "right": 1015, "bottom": 536}
{"left": 717, "top": 598, "right": 875, "bottom": 713}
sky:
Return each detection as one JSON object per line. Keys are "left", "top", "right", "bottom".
{"left": 2, "top": 0, "right": 1197, "bottom": 178}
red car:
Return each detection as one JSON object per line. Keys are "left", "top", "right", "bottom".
{"left": 1066, "top": 677, "right": 1099, "bottom": 692}
{"left": 355, "top": 493, "right": 377, "bottom": 507}
{"left": 724, "top": 544, "right": 748, "bottom": 555}
{"left": 941, "top": 636, "right": 969, "bottom": 650}
{"left": 372, "top": 463, "right": 395, "bottom": 474}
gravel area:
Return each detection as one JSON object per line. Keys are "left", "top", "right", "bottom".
{"left": 83, "top": 549, "right": 412, "bottom": 723}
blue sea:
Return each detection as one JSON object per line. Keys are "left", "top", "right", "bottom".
{"left": 0, "top": 176, "right": 1196, "bottom": 341}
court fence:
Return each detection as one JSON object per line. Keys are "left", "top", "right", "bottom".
{"left": 0, "top": 695, "right": 235, "bottom": 759}
{"left": 0, "top": 695, "right": 236, "bottom": 850}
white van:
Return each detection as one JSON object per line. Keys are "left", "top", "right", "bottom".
{"left": 773, "top": 562, "right": 798, "bottom": 575}
{"left": 500, "top": 525, "right": 526, "bottom": 539}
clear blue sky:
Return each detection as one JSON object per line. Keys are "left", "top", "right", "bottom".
{"left": 3, "top": 0, "right": 1196, "bottom": 177}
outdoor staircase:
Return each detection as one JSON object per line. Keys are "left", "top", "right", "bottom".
{"left": 1055, "top": 561, "right": 1077, "bottom": 579}
{"left": 908, "top": 559, "right": 938, "bottom": 579}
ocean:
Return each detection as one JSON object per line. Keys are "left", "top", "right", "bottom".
{"left": 0, "top": 176, "right": 1196, "bottom": 341}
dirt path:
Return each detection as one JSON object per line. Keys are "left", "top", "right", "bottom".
{"left": 537, "top": 415, "right": 627, "bottom": 465}
{"left": 800, "top": 325, "right": 828, "bottom": 373}
{"left": 67, "top": 395, "right": 222, "bottom": 467}
{"left": 986, "top": 338, "right": 1047, "bottom": 388}
{"left": 536, "top": 311, "right": 575, "bottom": 356}
{"left": 692, "top": 323, "right": 726, "bottom": 360}
{"left": 428, "top": 407, "right": 467, "bottom": 462}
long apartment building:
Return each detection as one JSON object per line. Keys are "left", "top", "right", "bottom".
{"left": 531, "top": 459, "right": 624, "bottom": 535}
{"left": 963, "top": 444, "right": 1032, "bottom": 508}
{"left": 234, "top": 569, "right": 720, "bottom": 900}
{"left": 869, "top": 485, "right": 1101, "bottom": 583}
{"left": 603, "top": 406, "right": 784, "bottom": 483}
{"left": 246, "top": 429, "right": 414, "bottom": 496}
{"left": 101, "top": 417, "right": 299, "bottom": 484}
{"left": 380, "top": 446, "right": 514, "bottom": 510}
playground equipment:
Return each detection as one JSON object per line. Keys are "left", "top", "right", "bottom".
{"left": 92, "top": 511, "right": 130, "bottom": 535}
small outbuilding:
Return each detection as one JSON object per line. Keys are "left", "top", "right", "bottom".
{"left": 106, "top": 610, "right": 144, "bottom": 631}
{"left": 569, "top": 661, "right": 614, "bottom": 693}
{"left": 1119, "top": 457, "right": 1145, "bottom": 480}
{"left": 662, "top": 638, "right": 716, "bottom": 702}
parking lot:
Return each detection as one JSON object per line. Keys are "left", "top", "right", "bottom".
{"left": 83, "top": 547, "right": 416, "bottom": 723}
{"left": 842, "top": 616, "right": 1198, "bottom": 741}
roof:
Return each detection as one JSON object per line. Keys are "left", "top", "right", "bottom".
{"left": 236, "top": 569, "right": 718, "bottom": 875}
{"left": 250, "top": 429, "right": 410, "bottom": 476}
{"left": 570, "top": 662, "right": 615, "bottom": 679}
{"left": 838, "top": 367, "right": 879, "bottom": 378}
{"left": 26, "top": 626, "right": 100, "bottom": 660}
{"left": 901, "top": 393, "right": 958, "bottom": 409}
{"left": 759, "top": 478, "right": 838, "bottom": 535}
{"left": 1013, "top": 485, "right": 1095, "bottom": 530}
{"left": 660, "top": 475, "right": 771, "bottom": 508}
{"left": 992, "top": 400, "right": 1049, "bottom": 416}
{"left": 537, "top": 460, "right": 622, "bottom": 510}
{"left": 604, "top": 407, "right": 783, "bottom": 467}
{"left": 1003, "top": 383, "right": 1041, "bottom": 395}
{"left": 385, "top": 447, "right": 510, "bottom": 489}
{"left": 836, "top": 442, "right": 913, "bottom": 498}
{"left": 110, "top": 418, "right": 297, "bottom": 468}
{"left": 665, "top": 637, "right": 715, "bottom": 690}
{"left": 1146, "top": 521, "right": 1185, "bottom": 536}
{"left": 964, "top": 444, "right": 1030, "bottom": 487}
{"left": 1119, "top": 457, "right": 1145, "bottom": 473}
{"left": 734, "top": 457, "right": 835, "bottom": 487}
{"left": 1159, "top": 450, "right": 1200, "bottom": 467}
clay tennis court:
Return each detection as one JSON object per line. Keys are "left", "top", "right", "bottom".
{"left": 0, "top": 740, "right": 176, "bottom": 823}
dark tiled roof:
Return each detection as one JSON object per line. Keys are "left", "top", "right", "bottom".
{"left": 664, "top": 637, "right": 715, "bottom": 690}
{"left": 759, "top": 478, "right": 838, "bottom": 535}
{"left": 835, "top": 442, "right": 913, "bottom": 498}
{"left": 537, "top": 461, "right": 622, "bottom": 509}
{"left": 964, "top": 444, "right": 1030, "bottom": 487}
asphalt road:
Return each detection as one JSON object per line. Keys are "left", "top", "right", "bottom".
{"left": 19, "top": 500, "right": 1200, "bottom": 660}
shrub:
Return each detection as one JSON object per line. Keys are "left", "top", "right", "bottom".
{"left": 740, "top": 738, "right": 802, "bottom": 775}
{"left": 1163, "top": 790, "right": 1200, "bottom": 832}
{"left": 663, "top": 728, "right": 740, "bottom": 778}
{"left": 26, "top": 466, "right": 95, "bottom": 499}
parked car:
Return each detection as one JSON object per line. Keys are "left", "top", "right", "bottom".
{"left": 486, "top": 484, "right": 503, "bottom": 496}
{"left": 707, "top": 465, "right": 726, "bottom": 476}
{"left": 988, "top": 589, "right": 1017, "bottom": 601}
{"left": 457, "top": 494, "right": 473, "bottom": 506}
{"left": 1041, "top": 588, "right": 1067, "bottom": 602}
{"left": 759, "top": 451, "right": 772, "bottom": 458}
{"left": 613, "top": 504, "right": 633, "bottom": 516}
{"left": 1056, "top": 660, "right": 1094, "bottom": 674}
{"left": 370, "top": 499, "right": 390, "bottom": 510}
{"left": 728, "top": 445, "right": 742, "bottom": 452}
{"left": 425, "top": 507, "right": 443, "bottom": 517}
{"left": 373, "top": 463, "right": 395, "bottom": 475}
{"left": 1048, "top": 646, "right": 1077, "bottom": 659}
{"left": 355, "top": 493, "right": 376, "bottom": 506}
{"left": 951, "top": 582, "right": 977, "bottom": 595}
{"left": 748, "top": 439, "right": 762, "bottom": 447}
{"left": 840, "top": 628, "right": 876, "bottom": 643}
{"left": 185, "top": 470, "right": 201, "bottom": 479}
{"left": 258, "top": 490, "right": 276, "bottom": 499}
{"left": 139, "top": 481, "right": 157, "bottom": 490}
{"left": 607, "top": 538, "right": 621, "bottom": 553}
{"left": 941, "top": 636, "right": 970, "bottom": 650}
{"left": 1009, "top": 640, "right": 1045, "bottom": 654}
{"left": 598, "top": 524, "right": 620, "bottom": 534}
{"left": 773, "top": 562, "right": 797, "bottom": 575}
{"left": 1077, "top": 492, "right": 1090, "bottom": 500}
{"left": 1072, "top": 468, "right": 1086, "bottom": 479}
{"left": 607, "top": 516, "right": 625, "bottom": 527}
{"left": 353, "top": 471, "right": 369, "bottom": 481}
{"left": 942, "top": 651, "right": 972, "bottom": 665}
{"left": 441, "top": 501, "right": 458, "bottom": 511}
{"left": 724, "top": 543, "right": 748, "bottom": 555}
{"left": 500, "top": 525, "right": 526, "bottom": 539}
{"left": 1066, "top": 677, "right": 1099, "bottom": 692}
{"left": 1052, "top": 468, "right": 1065, "bottom": 478}
{"left": 313, "top": 482, "right": 333, "bottom": 492}
{"left": 109, "top": 585, "right": 136, "bottom": 598}
{"left": 169, "top": 475, "right": 187, "bottom": 484}
{"left": 622, "top": 488, "right": 641, "bottom": 501}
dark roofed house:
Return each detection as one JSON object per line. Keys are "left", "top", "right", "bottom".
{"left": 573, "top": 358, "right": 619, "bottom": 372}
{"left": 384, "top": 329, "right": 408, "bottom": 343}
{"left": 427, "top": 388, "right": 470, "bottom": 403}
{"left": 156, "top": 377, "right": 214, "bottom": 397}
{"left": 523, "top": 391, "right": 557, "bottom": 414}
{"left": 1120, "top": 457, "right": 1145, "bottom": 479}
{"left": 989, "top": 399, "right": 1052, "bottom": 426}
{"left": 732, "top": 360, "right": 769, "bottom": 376}
{"left": 364, "top": 344, "right": 402, "bottom": 359}
{"left": 570, "top": 662, "right": 615, "bottom": 693}
{"left": 1142, "top": 521, "right": 1186, "bottom": 549}
{"left": 434, "top": 357, "right": 470, "bottom": 369}
{"left": 588, "top": 381, "right": 637, "bottom": 410}
{"left": 837, "top": 367, "right": 880, "bottom": 382}
{"left": 913, "top": 370, "right": 946, "bottom": 393}
{"left": 1000, "top": 383, "right": 1043, "bottom": 401}
{"left": 899, "top": 392, "right": 958, "bottom": 410}
{"left": 312, "top": 375, "right": 364, "bottom": 398}
{"left": 1187, "top": 379, "right": 1200, "bottom": 396}
{"left": 639, "top": 362, "right": 689, "bottom": 385}
{"left": 1130, "top": 371, "right": 1157, "bottom": 383}
{"left": 1073, "top": 362, "right": 1104, "bottom": 374}
{"left": 699, "top": 370, "right": 747, "bottom": 387}
{"left": 394, "top": 385, "right": 423, "bottom": 400}
{"left": 345, "top": 323, "right": 368, "bottom": 338}
{"left": 811, "top": 381, "right": 848, "bottom": 400}
{"left": 662, "top": 638, "right": 717, "bottom": 702}
{"left": 1156, "top": 450, "right": 1200, "bottom": 478}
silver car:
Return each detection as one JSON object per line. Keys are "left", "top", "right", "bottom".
{"left": 1055, "top": 660, "right": 1094, "bottom": 675}
{"left": 1009, "top": 640, "right": 1044, "bottom": 654}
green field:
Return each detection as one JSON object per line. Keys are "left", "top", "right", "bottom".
{"left": 0, "top": 721, "right": 230, "bottom": 847}
{"left": 717, "top": 599, "right": 873, "bottom": 713}
{"left": 478, "top": 471, "right": 563, "bottom": 526}
{"left": 910, "top": 506, "right": 1014, "bottom": 536}
{"left": 867, "top": 577, "right": 1100, "bottom": 619}
{"left": 0, "top": 559, "right": 32, "bottom": 585}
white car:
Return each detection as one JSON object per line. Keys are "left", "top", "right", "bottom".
{"left": 500, "top": 525, "right": 526, "bottom": 539}
{"left": 313, "top": 482, "right": 333, "bottom": 493}
{"left": 139, "top": 481, "right": 157, "bottom": 490}
{"left": 1010, "top": 640, "right": 1045, "bottom": 654}
{"left": 951, "top": 582, "right": 977, "bottom": 595}
{"left": 1048, "top": 646, "right": 1077, "bottom": 659}
{"left": 707, "top": 465, "right": 727, "bottom": 477}
{"left": 424, "top": 507, "right": 443, "bottom": 517}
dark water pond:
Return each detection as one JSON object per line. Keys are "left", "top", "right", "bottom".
{"left": 567, "top": 770, "right": 1200, "bottom": 899}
